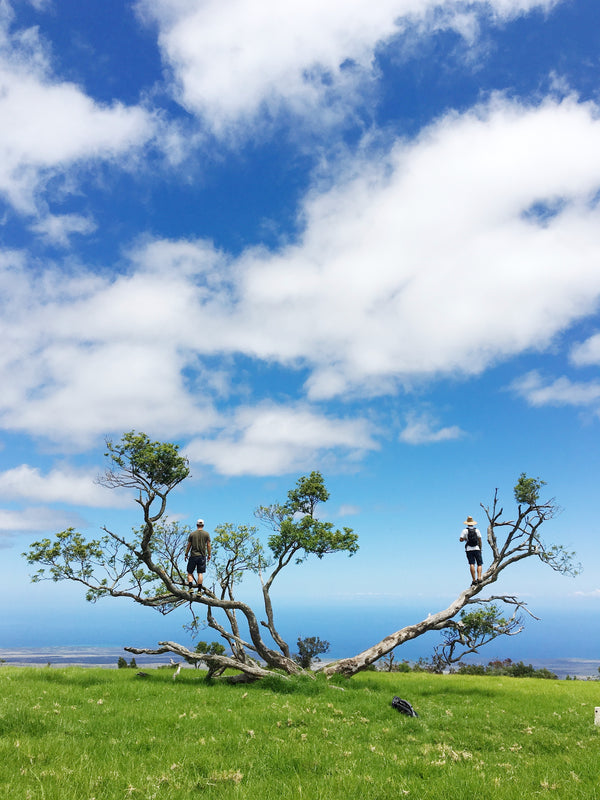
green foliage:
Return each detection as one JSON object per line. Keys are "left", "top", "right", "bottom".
{"left": 294, "top": 636, "right": 330, "bottom": 669}
{"left": 5, "top": 668, "right": 599, "bottom": 800}
{"left": 434, "top": 604, "right": 517, "bottom": 667}
{"left": 117, "top": 657, "right": 138, "bottom": 669}
{"left": 376, "top": 651, "right": 412, "bottom": 672}
{"left": 260, "top": 471, "right": 358, "bottom": 564}
{"left": 211, "top": 523, "right": 266, "bottom": 587}
{"left": 458, "top": 605, "right": 509, "bottom": 638}
{"left": 285, "top": 471, "right": 330, "bottom": 515}
{"left": 104, "top": 430, "right": 190, "bottom": 492}
{"left": 456, "top": 658, "right": 558, "bottom": 679}
{"left": 514, "top": 472, "right": 547, "bottom": 506}
{"left": 195, "top": 641, "right": 226, "bottom": 656}
{"left": 24, "top": 528, "right": 106, "bottom": 584}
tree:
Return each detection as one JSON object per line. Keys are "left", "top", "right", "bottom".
{"left": 429, "top": 604, "right": 526, "bottom": 669}
{"left": 25, "top": 434, "right": 357, "bottom": 683}
{"left": 24, "top": 433, "right": 578, "bottom": 683}
{"left": 376, "top": 651, "right": 411, "bottom": 672}
{"left": 294, "top": 636, "right": 330, "bottom": 669}
{"left": 323, "top": 476, "right": 578, "bottom": 677}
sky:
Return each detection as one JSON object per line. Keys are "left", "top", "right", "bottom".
{"left": 1, "top": 0, "right": 600, "bottom": 661}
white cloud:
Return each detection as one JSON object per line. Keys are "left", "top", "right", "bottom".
{"left": 570, "top": 332, "right": 600, "bottom": 366}
{"left": 29, "top": 213, "right": 97, "bottom": 247}
{"left": 0, "top": 506, "right": 84, "bottom": 533}
{"left": 337, "top": 504, "right": 361, "bottom": 517}
{"left": 0, "top": 464, "right": 128, "bottom": 507}
{"left": 4, "top": 91, "right": 600, "bottom": 466}
{"left": 0, "top": 244, "right": 221, "bottom": 445}
{"left": 0, "top": 10, "right": 157, "bottom": 214}
{"left": 138, "top": 0, "right": 560, "bottom": 134}
{"left": 186, "top": 404, "right": 377, "bottom": 476}
{"left": 510, "top": 371, "right": 600, "bottom": 407}
{"left": 203, "top": 95, "right": 600, "bottom": 399}
{"left": 399, "top": 412, "right": 464, "bottom": 445}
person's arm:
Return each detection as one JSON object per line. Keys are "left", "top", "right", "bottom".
{"left": 207, "top": 537, "right": 211, "bottom": 560}
{"left": 184, "top": 536, "right": 191, "bottom": 558}
{"left": 459, "top": 528, "right": 466, "bottom": 541}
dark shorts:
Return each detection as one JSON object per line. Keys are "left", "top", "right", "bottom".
{"left": 466, "top": 549, "right": 483, "bottom": 566}
{"left": 187, "top": 555, "right": 206, "bottom": 575}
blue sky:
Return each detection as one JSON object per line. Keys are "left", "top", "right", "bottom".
{"left": 1, "top": 0, "right": 600, "bottom": 659}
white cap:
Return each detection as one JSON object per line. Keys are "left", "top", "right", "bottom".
{"left": 197, "top": 519, "right": 204, "bottom": 526}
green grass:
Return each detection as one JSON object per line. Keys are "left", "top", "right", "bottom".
{"left": 1, "top": 667, "right": 599, "bottom": 799}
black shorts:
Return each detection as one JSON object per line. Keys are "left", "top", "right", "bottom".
{"left": 466, "top": 549, "right": 483, "bottom": 566}
{"left": 187, "top": 555, "right": 207, "bottom": 574}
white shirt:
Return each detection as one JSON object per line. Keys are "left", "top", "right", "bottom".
{"left": 460, "top": 527, "right": 482, "bottom": 550}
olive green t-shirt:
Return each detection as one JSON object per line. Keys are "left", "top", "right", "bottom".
{"left": 188, "top": 529, "right": 210, "bottom": 557}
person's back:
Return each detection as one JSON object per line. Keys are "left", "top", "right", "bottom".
{"left": 185, "top": 520, "right": 212, "bottom": 592}
{"left": 188, "top": 528, "right": 210, "bottom": 556}
{"left": 460, "top": 515, "right": 483, "bottom": 585}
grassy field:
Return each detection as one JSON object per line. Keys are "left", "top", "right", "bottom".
{"left": 1, "top": 666, "right": 599, "bottom": 800}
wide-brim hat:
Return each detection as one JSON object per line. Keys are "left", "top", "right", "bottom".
{"left": 464, "top": 516, "right": 477, "bottom": 526}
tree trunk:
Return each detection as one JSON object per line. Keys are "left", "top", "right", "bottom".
{"left": 323, "top": 583, "right": 482, "bottom": 677}
{"left": 124, "top": 641, "right": 288, "bottom": 682}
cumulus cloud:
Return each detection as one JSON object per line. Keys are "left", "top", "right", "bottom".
{"left": 570, "top": 332, "right": 600, "bottom": 366}
{"left": 0, "top": 8, "right": 157, "bottom": 215}
{"left": 29, "top": 213, "right": 97, "bottom": 247}
{"left": 0, "top": 245, "right": 221, "bottom": 445}
{"left": 0, "top": 506, "right": 85, "bottom": 535}
{"left": 137, "top": 0, "right": 560, "bottom": 134}
{"left": 510, "top": 371, "right": 600, "bottom": 407}
{"left": 204, "top": 95, "right": 600, "bottom": 398}
{"left": 0, "top": 464, "right": 129, "bottom": 507}
{"left": 399, "top": 412, "right": 464, "bottom": 445}
{"left": 3, "top": 93, "right": 600, "bottom": 466}
{"left": 186, "top": 404, "right": 377, "bottom": 477}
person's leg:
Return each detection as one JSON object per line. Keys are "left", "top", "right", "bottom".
{"left": 467, "top": 551, "right": 476, "bottom": 583}
{"left": 196, "top": 556, "right": 207, "bottom": 590}
{"left": 476, "top": 551, "right": 483, "bottom": 582}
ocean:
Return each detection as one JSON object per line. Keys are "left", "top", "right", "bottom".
{"left": 1, "top": 600, "right": 597, "bottom": 679}
{"left": 0, "top": 647, "right": 598, "bottom": 680}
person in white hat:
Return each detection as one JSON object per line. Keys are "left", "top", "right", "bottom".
{"left": 184, "top": 519, "right": 211, "bottom": 593}
{"left": 460, "top": 515, "right": 483, "bottom": 586}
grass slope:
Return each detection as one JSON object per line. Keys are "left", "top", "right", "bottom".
{"left": 1, "top": 667, "right": 599, "bottom": 799}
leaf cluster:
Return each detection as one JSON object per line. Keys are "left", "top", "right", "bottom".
{"left": 294, "top": 636, "right": 330, "bottom": 669}
{"left": 260, "top": 471, "right": 358, "bottom": 565}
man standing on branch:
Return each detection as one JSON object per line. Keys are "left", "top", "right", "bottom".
{"left": 185, "top": 519, "right": 211, "bottom": 593}
{"left": 460, "top": 515, "right": 483, "bottom": 586}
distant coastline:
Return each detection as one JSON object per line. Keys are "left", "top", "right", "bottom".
{"left": 0, "top": 646, "right": 171, "bottom": 669}
{"left": 1, "top": 646, "right": 598, "bottom": 679}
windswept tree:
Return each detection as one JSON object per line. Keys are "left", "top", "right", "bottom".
{"left": 25, "top": 433, "right": 578, "bottom": 682}
{"left": 25, "top": 433, "right": 357, "bottom": 682}
{"left": 324, "top": 472, "right": 578, "bottom": 677}
{"left": 294, "top": 636, "right": 331, "bottom": 670}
